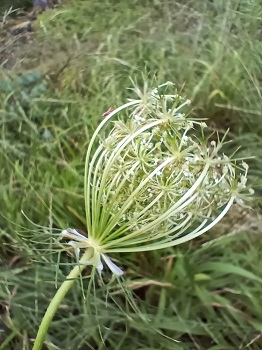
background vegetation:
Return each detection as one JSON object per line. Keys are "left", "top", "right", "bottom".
{"left": 0, "top": 0, "right": 262, "bottom": 349}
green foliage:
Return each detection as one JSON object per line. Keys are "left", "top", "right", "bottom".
{"left": 0, "top": 0, "right": 262, "bottom": 349}
{"left": 33, "top": 0, "right": 262, "bottom": 182}
{"left": 0, "top": 72, "right": 47, "bottom": 108}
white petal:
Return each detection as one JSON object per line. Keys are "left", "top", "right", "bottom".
{"left": 67, "top": 228, "right": 88, "bottom": 240}
{"left": 68, "top": 240, "right": 80, "bottom": 260}
{"left": 97, "top": 256, "right": 103, "bottom": 272}
{"left": 61, "top": 228, "right": 87, "bottom": 242}
{"left": 101, "top": 254, "right": 123, "bottom": 276}
{"left": 68, "top": 240, "right": 76, "bottom": 246}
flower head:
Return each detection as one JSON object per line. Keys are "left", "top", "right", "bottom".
{"left": 61, "top": 82, "right": 253, "bottom": 275}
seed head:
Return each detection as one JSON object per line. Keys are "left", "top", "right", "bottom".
{"left": 62, "top": 82, "right": 253, "bottom": 274}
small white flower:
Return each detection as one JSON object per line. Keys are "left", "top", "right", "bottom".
{"left": 235, "top": 198, "right": 244, "bottom": 206}
{"left": 238, "top": 175, "right": 247, "bottom": 189}
{"left": 242, "top": 161, "right": 249, "bottom": 171}
{"left": 183, "top": 170, "right": 190, "bottom": 177}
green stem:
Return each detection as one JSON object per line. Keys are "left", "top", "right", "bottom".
{"left": 33, "top": 249, "right": 93, "bottom": 350}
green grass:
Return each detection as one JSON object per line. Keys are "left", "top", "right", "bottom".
{"left": 0, "top": 0, "right": 262, "bottom": 349}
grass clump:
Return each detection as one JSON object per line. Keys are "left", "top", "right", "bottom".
{"left": 0, "top": 0, "right": 262, "bottom": 349}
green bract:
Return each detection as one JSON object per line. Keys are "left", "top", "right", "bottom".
{"left": 62, "top": 82, "right": 253, "bottom": 272}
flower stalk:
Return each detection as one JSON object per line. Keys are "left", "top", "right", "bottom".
{"left": 32, "top": 249, "right": 93, "bottom": 350}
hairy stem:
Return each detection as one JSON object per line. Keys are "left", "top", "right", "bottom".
{"left": 33, "top": 248, "right": 93, "bottom": 350}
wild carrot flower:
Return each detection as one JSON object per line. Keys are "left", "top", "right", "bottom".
{"left": 33, "top": 82, "right": 253, "bottom": 350}
{"left": 61, "top": 82, "right": 253, "bottom": 274}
